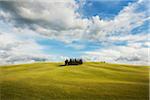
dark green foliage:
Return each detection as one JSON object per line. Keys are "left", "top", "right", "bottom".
{"left": 65, "top": 58, "right": 83, "bottom": 66}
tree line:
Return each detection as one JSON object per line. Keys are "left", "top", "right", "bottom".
{"left": 65, "top": 58, "right": 83, "bottom": 66}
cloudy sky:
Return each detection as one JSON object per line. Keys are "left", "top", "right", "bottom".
{"left": 0, "top": 0, "right": 149, "bottom": 65}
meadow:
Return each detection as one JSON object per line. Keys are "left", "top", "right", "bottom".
{"left": 0, "top": 62, "right": 149, "bottom": 100}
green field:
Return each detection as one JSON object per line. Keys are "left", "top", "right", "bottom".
{"left": 0, "top": 62, "right": 149, "bottom": 100}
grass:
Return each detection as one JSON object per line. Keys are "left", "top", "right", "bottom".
{"left": 0, "top": 62, "right": 149, "bottom": 100}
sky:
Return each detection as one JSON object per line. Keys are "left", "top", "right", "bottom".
{"left": 0, "top": 0, "right": 149, "bottom": 65}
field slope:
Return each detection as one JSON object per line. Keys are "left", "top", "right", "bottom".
{"left": 0, "top": 62, "right": 149, "bottom": 100}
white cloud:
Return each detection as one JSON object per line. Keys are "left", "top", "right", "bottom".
{"left": 83, "top": 45, "right": 149, "bottom": 65}
{"left": 85, "top": 1, "right": 147, "bottom": 42}
{"left": 0, "top": 0, "right": 149, "bottom": 65}
{"left": 143, "top": 42, "right": 150, "bottom": 47}
{"left": 0, "top": 0, "right": 90, "bottom": 44}
{"left": 67, "top": 43, "right": 85, "bottom": 50}
{"left": 0, "top": 32, "right": 61, "bottom": 65}
{"left": 0, "top": 0, "right": 87, "bottom": 30}
{"left": 108, "top": 33, "right": 148, "bottom": 43}
{"left": 0, "top": 0, "right": 147, "bottom": 43}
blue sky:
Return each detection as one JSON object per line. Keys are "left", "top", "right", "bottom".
{"left": 0, "top": 0, "right": 149, "bottom": 65}
{"left": 78, "top": 0, "right": 137, "bottom": 19}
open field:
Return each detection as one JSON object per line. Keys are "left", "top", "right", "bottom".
{"left": 0, "top": 62, "right": 149, "bottom": 100}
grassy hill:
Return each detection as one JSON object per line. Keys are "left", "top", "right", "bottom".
{"left": 0, "top": 62, "right": 149, "bottom": 100}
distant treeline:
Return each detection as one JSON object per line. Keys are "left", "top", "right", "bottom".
{"left": 65, "top": 59, "right": 83, "bottom": 65}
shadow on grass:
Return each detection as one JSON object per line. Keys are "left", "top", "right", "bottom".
{"left": 58, "top": 64, "right": 80, "bottom": 67}
{"left": 59, "top": 65, "right": 66, "bottom": 67}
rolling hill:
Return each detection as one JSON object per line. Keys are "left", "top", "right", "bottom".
{"left": 0, "top": 62, "right": 149, "bottom": 100}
